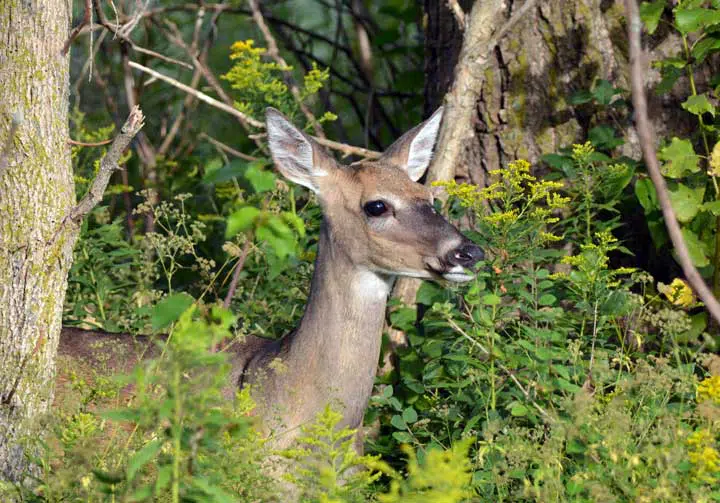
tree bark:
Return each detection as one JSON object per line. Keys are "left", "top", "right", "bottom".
{"left": 0, "top": 0, "right": 74, "bottom": 481}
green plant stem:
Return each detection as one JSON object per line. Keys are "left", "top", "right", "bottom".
{"left": 172, "top": 362, "right": 182, "bottom": 503}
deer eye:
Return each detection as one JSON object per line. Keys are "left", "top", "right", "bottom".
{"left": 364, "top": 200, "right": 389, "bottom": 217}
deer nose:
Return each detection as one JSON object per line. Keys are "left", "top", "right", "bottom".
{"left": 447, "top": 243, "right": 484, "bottom": 268}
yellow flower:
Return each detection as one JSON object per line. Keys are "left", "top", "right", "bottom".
{"left": 658, "top": 278, "right": 695, "bottom": 308}
{"left": 709, "top": 140, "right": 720, "bottom": 177}
{"left": 697, "top": 375, "right": 720, "bottom": 405}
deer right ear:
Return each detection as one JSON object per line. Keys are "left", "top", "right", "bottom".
{"left": 266, "top": 108, "right": 329, "bottom": 193}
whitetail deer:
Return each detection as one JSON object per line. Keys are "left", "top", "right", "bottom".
{"left": 225, "top": 107, "right": 483, "bottom": 447}
{"left": 58, "top": 108, "right": 483, "bottom": 450}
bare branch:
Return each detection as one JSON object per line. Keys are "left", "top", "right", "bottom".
{"left": 486, "top": 0, "right": 540, "bottom": 51}
{"left": 67, "top": 138, "right": 113, "bottom": 147}
{"left": 447, "top": 0, "right": 466, "bottom": 30}
{"left": 67, "top": 106, "right": 145, "bottom": 224}
{"left": 128, "top": 61, "right": 381, "bottom": 159}
{"left": 625, "top": 0, "right": 720, "bottom": 325}
{"left": 128, "top": 60, "right": 263, "bottom": 127}
{"left": 223, "top": 241, "right": 253, "bottom": 308}
{"left": 200, "top": 133, "right": 259, "bottom": 161}
{"left": 61, "top": 0, "right": 92, "bottom": 55}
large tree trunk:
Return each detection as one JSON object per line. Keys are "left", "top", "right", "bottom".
{"left": 424, "top": 0, "right": 691, "bottom": 183}
{"left": 0, "top": 0, "right": 74, "bottom": 481}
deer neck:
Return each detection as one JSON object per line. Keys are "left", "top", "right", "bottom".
{"left": 283, "top": 218, "right": 391, "bottom": 423}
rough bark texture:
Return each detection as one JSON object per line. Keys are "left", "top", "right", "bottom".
{"left": 424, "top": 0, "right": 693, "bottom": 183}
{"left": 0, "top": 0, "right": 74, "bottom": 481}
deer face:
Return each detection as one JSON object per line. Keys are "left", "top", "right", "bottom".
{"left": 265, "top": 108, "right": 484, "bottom": 282}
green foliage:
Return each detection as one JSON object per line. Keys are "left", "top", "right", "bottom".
{"left": 280, "top": 405, "right": 384, "bottom": 503}
{"left": 638, "top": 0, "right": 720, "bottom": 282}
{"left": 372, "top": 151, "right": 718, "bottom": 501}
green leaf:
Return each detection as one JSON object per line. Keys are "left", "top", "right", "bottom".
{"left": 568, "top": 90, "right": 592, "bottom": 105}
{"left": 591, "top": 79, "right": 617, "bottom": 106}
{"left": 668, "top": 183, "right": 705, "bottom": 222}
{"left": 681, "top": 94, "right": 715, "bottom": 117}
{"left": 588, "top": 125, "right": 624, "bottom": 150}
{"left": 417, "top": 281, "right": 445, "bottom": 305}
{"left": 402, "top": 406, "right": 418, "bottom": 424}
{"left": 681, "top": 227, "right": 710, "bottom": 267}
{"left": 675, "top": 8, "right": 720, "bottom": 35}
{"left": 538, "top": 293, "right": 557, "bottom": 306}
{"left": 635, "top": 177, "right": 658, "bottom": 212}
{"left": 244, "top": 162, "right": 276, "bottom": 193}
{"left": 282, "top": 212, "right": 306, "bottom": 238}
{"left": 692, "top": 35, "right": 720, "bottom": 62}
{"left": 481, "top": 294, "right": 502, "bottom": 306}
{"left": 202, "top": 159, "right": 247, "bottom": 185}
{"left": 640, "top": 0, "right": 666, "bottom": 34}
{"left": 127, "top": 440, "right": 162, "bottom": 481}
{"left": 703, "top": 200, "right": 720, "bottom": 215}
{"left": 225, "top": 206, "right": 261, "bottom": 238}
{"left": 510, "top": 403, "right": 529, "bottom": 417}
{"left": 659, "top": 138, "right": 699, "bottom": 178}
{"left": 391, "top": 414, "right": 407, "bottom": 430}
{"left": 151, "top": 293, "right": 195, "bottom": 330}
{"left": 102, "top": 408, "right": 142, "bottom": 423}
{"left": 392, "top": 431, "right": 413, "bottom": 443}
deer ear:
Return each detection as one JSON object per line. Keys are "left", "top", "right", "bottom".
{"left": 266, "top": 108, "right": 330, "bottom": 193}
{"left": 380, "top": 107, "right": 443, "bottom": 182}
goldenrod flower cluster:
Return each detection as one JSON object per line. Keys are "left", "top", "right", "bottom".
{"left": 697, "top": 375, "right": 720, "bottom": 405}
{"left": 658, "top": 278, "right": 695, "bottom": 308}
{"left": 687, "top": 428, "right": 720, "bottom": 483}
{"left": 223, "top": 39, "right": 289, "bottom": 114}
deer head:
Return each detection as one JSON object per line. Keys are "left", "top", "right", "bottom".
{"left": 265, "top": 107, "right": 484, "bottom": 282}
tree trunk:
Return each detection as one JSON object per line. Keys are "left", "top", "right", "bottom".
{"left": 0, "top": 0, "right": 74, "bottom": 481}
{"left": 424, "top": 0, "right": 690, "bottom": 183}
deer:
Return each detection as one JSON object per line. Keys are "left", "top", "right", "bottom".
{"left": 57, "top": 107, "right": 484, "bottom": 451}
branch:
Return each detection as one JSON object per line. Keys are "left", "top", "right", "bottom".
{"left": 61, "top": 0, "right": 92, "bottom": 55}
{"left": 67, "top": 106, "right": 145, "bottom": 224}
{"left": 223, "top": 241, "right": 253, "bottom": 308}
{"left": 447, "top": 0, "right": 466, "bottom": 30}
{"left": 127, "top": 61, "right": 381, "bottom": 159}
{"left": 200, "top": 133, "right": 259, "bottom": 161}
{"left": 625, "top": 0, "right": 720, "bottom": 325}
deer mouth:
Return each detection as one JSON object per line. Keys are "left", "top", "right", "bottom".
{"left": 424, "top": 258, "right": 475, "bottom": 283}
{"left": 441, "top": 265, "right": 475, "bottom": 283}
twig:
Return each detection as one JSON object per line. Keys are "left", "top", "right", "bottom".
{"left": 66, "top": 106, "right": 145, "bottom": 225}
{"left": 128, "top": 61, "right": 381, "bottom": 159}
{"left": 61, "top": 0, "right": 92, "bottom": 55}
{"left": 128, "top": 60, "right": 263, "bottom": 127}
{"left": 200, "top": 133, "right": 259, "bottom": 161}
{"left": 486, "top": 0, "right": 540, "bottom": 51}
{"left": 67, "top": 138, "right": 113, "bottom": 147}
{"left": 447, "top": 0, "right": 466, "bottom": 30}
{"left": 223, "top": 241, "right": 253, "bottom": 308}
{"left": 247, "top": 0, "right": 326, "bottom": 138}
{"left": 625, "top": 0, "right": 720, "bottom": 325}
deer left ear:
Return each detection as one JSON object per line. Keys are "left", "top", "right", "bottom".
{"left": 380, "top": 107, "right": 443, "bottom": 182}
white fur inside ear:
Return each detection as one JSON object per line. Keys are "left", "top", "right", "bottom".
{"left": 406, "top": 109, "right": 443, "bottom": 181}
{"left": 266, "top": 111, "right": 323, "bottom": 192}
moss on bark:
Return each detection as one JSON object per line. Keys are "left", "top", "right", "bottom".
{"left": 0, "top": 0, "right": 75, "bottom": 482}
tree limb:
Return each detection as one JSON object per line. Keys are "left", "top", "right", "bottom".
{"left": 625, "top": 0, "right": 720, "bottom": 325}
{"left": 67, "top": 106, "right": 145, "bottom": 224}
